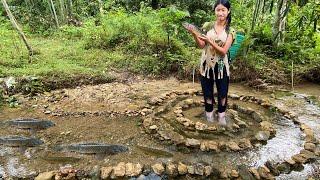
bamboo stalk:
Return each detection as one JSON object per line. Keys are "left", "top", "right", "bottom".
{"left": 291, "top": 60, "right": 294, "bottom": 91}
{"left": 1, "top": 0, "right": 34, "bottom": 62}
{"left": 49, "top": 0, "right": 59, "bottom": 28}
{"left": 59, "top": 0, "right": 65, "bottom": 23}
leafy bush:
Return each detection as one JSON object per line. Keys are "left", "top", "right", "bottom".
{"left": 82, "top": 7, "right": 197, "bottom": 74}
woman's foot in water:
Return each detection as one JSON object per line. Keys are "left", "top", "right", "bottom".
{"left": 218, "top": 112, "right": 227, "bottom": 126}
{"left": 206, "top": 111, "right": 215, "bottom": 123}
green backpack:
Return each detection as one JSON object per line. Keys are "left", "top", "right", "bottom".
{"left": 228, "top": 32, "right": 245, "bottom": 63}
{"left": 202, "top": 22, "right": 245, "bottom": 63}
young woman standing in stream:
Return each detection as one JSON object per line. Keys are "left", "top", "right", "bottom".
{"left": 187, "top": 0, "right": 236, "bottom": 125}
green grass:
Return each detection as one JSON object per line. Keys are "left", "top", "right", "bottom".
{"left": 0, "top": 31, "right": 128, "bottom": 79}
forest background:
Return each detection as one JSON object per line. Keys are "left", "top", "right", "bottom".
{"left": 0, "top": 0, "right": 319, "bottom": 99}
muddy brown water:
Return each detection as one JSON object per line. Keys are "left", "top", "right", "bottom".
{"left": 0, "top": 80, "right": 319, "bottom": 178}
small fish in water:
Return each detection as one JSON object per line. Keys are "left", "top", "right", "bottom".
{"left": 64, "top": 143, "right": 129, "bottom": 155}
{"left": 7, "top": 119, "right": 55, "bottom": 130}
{"left": 136, "top": 145, "right": 173, "bottom": 157}
{"left": 0, "top": 136, "right": 43, "bottom": 147}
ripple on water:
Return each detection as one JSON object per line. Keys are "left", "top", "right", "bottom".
{"left": 248, "top": 117, "right": 304, "bottom": 167}
{"left": 7, "top": 157, "right": 29, "bottom": 178}
{"left": 211, "top": 117, "right": 304, "bottom": 168}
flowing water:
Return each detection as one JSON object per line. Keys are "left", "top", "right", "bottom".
{"left": 0, "top": 80, "right": 319, "bottom": 179}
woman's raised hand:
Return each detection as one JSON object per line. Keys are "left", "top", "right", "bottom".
{"left": 198, "top": 35, "right": 211, "bottom": 43}
{"left": 182, "top": 22, "right": 197, "bottom": 35}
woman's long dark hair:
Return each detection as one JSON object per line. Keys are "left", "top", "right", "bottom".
{"left": 213, "top": 0, "right": 232, "bottom": 32}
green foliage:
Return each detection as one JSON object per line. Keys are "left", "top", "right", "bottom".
{"left": 7, "top": 96, "right": 19, "bottom": 108}
{"left": 0, "top": 87, "right": 3, "bottom": 106}
{"left": 20, "top": 76, "right": 45, "bottom": 96}
{"left": 57, "top": 24, "right": 84, "bottom": 39}
{"left": 9, "top": 0, "right": 56, "bottom": 33}
{"left": 81, "top": 7, "right": 196, "bottom": 74}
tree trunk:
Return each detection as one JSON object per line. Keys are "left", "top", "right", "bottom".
{"left": 68, "top": 0, "right": 72, "bottom": 16}
{"left": 1, "top": 0, "right": 33, "bottom": 62}
{"left": 49, "top": 0, "right": 59, "bottom": 27}
{"left": 273, "top": 0, "right": 289, "bottom": 46}
{"left": 314, "top": 15, "right": 317, "bottom": 32}
{"left": 59, "top": 0, "right": 65, "bottom": 23}
{"left": 98, "top": 0, "right": 104, "bottom": 15}
{"left": 251, "top": 0, "right": 262, "bottom": 31}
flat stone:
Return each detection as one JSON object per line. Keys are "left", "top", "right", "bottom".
{"left": 125, "top": 163, "right": 143, "bottom": 177}
{"left": 149, "top": 125, "right": 158, "bottom": 130}
{"left": 304, "top": 129, "right": 315, "bottom": 142}
{"left": 195, "top": 122, "right": 208, "bottom": 131}
{"left": 231, "top": 170, "right": 239, "bottom": 177}
{"left": 194, "top": 164, "right": 204, "bottom": 176}
{"left": 187, "top": 165, "right": 195, "bottom": 174}
{"left": 184, "top": 99, "right": 194, "bottom": 105}
{"left": 174, "top": 109, "right": 183, "bottom": 115}
{"left": 185, "top": 138, "right": 200, "bottom": 147}
{"left": 207, "top": 125, "right": 217, "bottom": 131}
{"left": 35, "top": 171, "right": 56, "bottom": 180}
{"left": 171, "top": 134, "right": 185, "bottom": 145}
{"left": 101, "top": 166, "right": 113, "bottom": 179}
{"left": 261, "top": 101, "right": 272, "bottom": 108}
{"left": 227, "top": 141, "right": 241, "bottom": 151}
{"left": 229, "top": 94, "right": 240, "bottom": 99}
{"left": 158, "top": 130, "right": 171, "bottom": 140}
{"left": 149, "top": 97, "right": 161, "bottom": 105}
{"left": 304, "top": 143, "right": 316, "bottom": 152}
{"left": 255, "top": 131, "right": 270, "bottom": 141}
{"left": 218, "top": 141, "right": 227, "bottom": 150}
{"left": 177, "top": 162, "right": 188, "bottom": 175}
{"left": 232, "top": 123, "right": 240, "bottom": 129}
{"left": 166, "top": 163, "right": 177, "bottom": 176}
{"left": 143, "top": 118, "right": 153, "bottom": 128}
{"left": 113, "top": 162, "right": 126, "bottom": 177}
{"left": 278, "top": 108, "right": 289, "bottom": 115}
{"left": 204, "top": 166, "right": 212, "bottom": 176}
{"left": 141, "top": 108, "right": 152, "bottom": 114}
{"left": 265, "top": 161, "right": 280, "bottom": 176}
{"left": 292, "top": 154, "right": 308, "bottom": 164}
{"left": 258, "top": 166, "right": 275, "bottom": 180}
{"left": 176, "top": 117, "right": 188, "bottom": 123}
{"left": 219, "top": 169, "right": 229, "bottom": 179}
{"left": 276, "top": 162, "right": 291, "bottom": 174}
{"left": 285, "top": 158, "right": 296, "bottom": 165}
{"left": 152, "top": 163, "right": 165, "bottom": 175}
{"left": 238, "top": 165, "right": 255, "bottom": 180}
{"left": 260, "top": 121, "right": 273, "bottom": 132}
{"left": 300, "top": 149, "right": 316, "bottom": 160}
{"left": 177, "top": 117, "right": 194, "bottom": 127}
{"left": 249, "top": 167, "right": 260, "bottom": 180}
{"left": 200, "top": 141, "right": 219, "bottom": 152}
{"left": 238, "top": 138, "right": 253, "bottom": 149}
{"left": 252, "top": 112, "right": 263, "bottom": 122}
{"left": 59, "top": 165, "right": 76, "bottom": 175}
{"left": 245, "top": 107, "right": 255, "bottom": 114}
{"left": 300, "top": 123, "right": 309, "bottom": 131}
{"left": 186, "top": 89, "right": 197, "bottom": 95}
{"left": 236, "top": 120, "right": 248, "bottom": 128}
